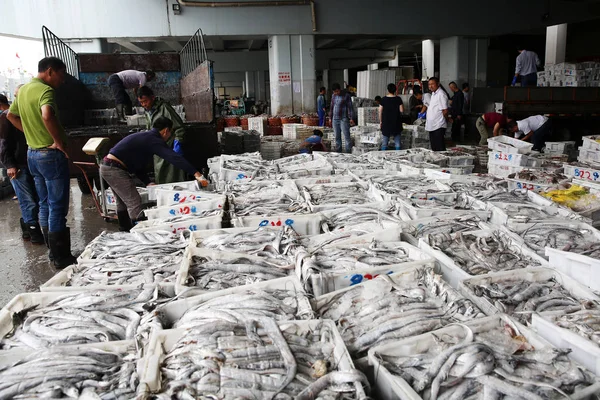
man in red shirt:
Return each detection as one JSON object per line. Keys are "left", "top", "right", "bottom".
{"left": 476, "top": 112, "right": 507, "bottom": 146}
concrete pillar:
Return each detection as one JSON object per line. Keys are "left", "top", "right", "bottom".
{"left": 468, "top": 38, "right": 488, "bottom": 88}
{"left": 245, "top": 71, "right": 256, "bottom": 98}
{"left": 343, "top": 69, "right": 349, "bottom": 87}
{"left": 440, "top": 36, "right": 470, "bottom": 87}
{"left": 389, "top": 47, "right": 399, "bottom": 68}
{"left": 545, "top": 24, "right": 567, "bottom": 66}
{"left": 268, "top": 34, "right": 316, "bottom": 115}
{"left": 368, "top": 63, "right": 379, "bottom": 71}
{"left": 422, "top": 40, "right": 435, "bottom": 80}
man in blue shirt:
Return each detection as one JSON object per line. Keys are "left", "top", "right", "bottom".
{"left": 328, "top": 83, "right": 355, "bottom": 153}
{"left": 317, "top": 87, "right": 326, "bottom": 127}
{"left": 513, "top": 46, "right": 541, "bottom": 87}
{"left": 100, "top": 117, "right": 208, "bottom": 232}
{"left": 299, "top": 130, "right": 326, "bottom": 154}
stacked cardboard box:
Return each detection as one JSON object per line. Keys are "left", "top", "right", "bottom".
{"left": 538, "top": 62, "right": 600, "bottom": 87}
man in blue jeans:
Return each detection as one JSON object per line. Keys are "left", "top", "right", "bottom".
{"left": 0, "top": 94, "right": 43, "bottom": 244}
{"left": 329, "top": 83, "right": 355, "bottom": 153}
{"left": 7, "top": 57, "right": 76, "bottom": 268}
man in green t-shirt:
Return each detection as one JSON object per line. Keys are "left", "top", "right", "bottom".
{"left": 7, "top": 57, "right": 76, "bottom": 268}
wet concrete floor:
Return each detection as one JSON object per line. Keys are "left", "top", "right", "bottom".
{"left": 0, "top": 180, "right": 117, "bottom": 308}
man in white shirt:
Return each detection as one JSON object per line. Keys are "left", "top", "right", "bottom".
{"left": 507, "top": 115, "right": 552, "bottom": 151}
{"left": 107, "top": 70, "right": 156, "bottom": 120}
{"left": 425, "top": 77, "right": 449, "bottom": 151}
{"left": 512, "top": 47, "right": 541, "bottom": 87}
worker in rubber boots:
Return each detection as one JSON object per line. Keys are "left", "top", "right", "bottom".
{"left": 100, "top": 117, "right": 208, "bottom": 232}
{"left": 7, "top": 57, "right": 76, "bottom": 268}
{"left": 138, "top": 86, "right": 187, "bottom": 184}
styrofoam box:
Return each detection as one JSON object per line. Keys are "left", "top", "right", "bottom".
{"left": 191, "top": 226, "right": 284, "bottom": 247}
{"left": 546, "top": 246, "right": 600, "bottom": 292}
{"left": 162, "top": 276, "right": 313, "bottom": 327}
{"left": 505, "top": 177, "right": 559, "bottom": 192}
{"left": 400, "top": 214, "right": 491, "bottom": 247}
{"left": 175, "top": 247, "right": 293, "bottom": 297}
{"left": 131, "top": 211, "right": 223, "bottom": 233}
{"left": 440, "top": 152, "right": 476, "bottom": 166}
{"left": 396, "top": 197, "right": 489, "bottom": 221}
{"left": 487, "top": 135, "right": 534, "bottom": 154}
{"left": 231, "top": 212, "right": 324, "bottom": 236}
{"left": 144, "top": 196, "right": 225, "bottom": 220}
{"left": 294, "top": 174, "right": 355, "bottom": 187}
{"left": 423, "top": 165, "right": 475, "bottom": 176}
{"left": 39, "top": 259, "right": 177, "bottom": 296}
{"left": 305, "top": 224, "right": 404, "bottom": 252}
{"left": 248, "top": 116, "right": 268, "bottom": 135}
{"left": 155, "top": 188, "right": 222, "bottom": 207}
{"left": 488, "top": 151, "right": 530, "bottom": 166}
{"left": 418, "top": 229, "right": 548, "bottom": 289}
{"left": 367, "top": 314, "right": 600, "bottom": 400}
{"left": 564, "top": 163, "right": 600, "bottom": 182}
{"left": 532, "top": 312, "right": 600, "bottom": 376}
{"left": 582, "top": 135, "right": 600, "bottom": 151}
{"left": 458, "top": 268, "right": 600, "bottom": 317}
{"left": 487, "top": 201, "right": 586, "bottom": 226}
{"left": 146, "top": 181, "right": 198, "bottom": 201}
{"left": 545, "top": 141, "right": 576, "bottom": 153}
{"left": 307, "top": 241, "right": 437, "bottom": 297}
{"left": 579, "top": 147, "right": 600, "bottom": 164}
{"left": 139, "top": 320, "right": 365, "bottom": 396}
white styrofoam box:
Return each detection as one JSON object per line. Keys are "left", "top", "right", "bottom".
{"left": 400, "top": 213, "right": 491, "bottom": 246}
{"left": 231, "top": 212, "right": 324, "bottom": 236}
{"left": 350, "top": 125, "right": 379, "bottom": 135}
{"left": 247, "top": 116, "right": 268, "bottom": 135}
{"left": 532, "top": 313, "right": 600, "bottom": 376}
{"left": 396, "top": 197, "right": 488, "bottom": 221}
{"left": 367, "top": 314, "right": 600, "bottom": 400}
{"left": 459, "top": 268, "right": 600, "bottom": 318}
{"left": 505, "top": 177, "right": 559, "bottom": 192}
{"left": 564, "top": 163, "right": 600, "bottom": 182}
{"left": 154, "top": 188, "right": 222, "bottom": 207}
{"left": 488, "top": 151, "right": 530, "bottom": 166}
{"left": 307, "top": 242, "right": 436, "bottom": 297}
{"left": 487, "top": 163, "right": 530, "bottom": 178}
{"left": 487, "top": 200, "right": 585, "bottom": 226}
{"left": 418, "top": 229, "right": 548, "bottom": 289}
{"left": 131, "top": 211, "right": 223, "bottom": 234}
{"left": 579, "top": 146, "right": 600, "bottom": 164}
{"left": 583, "top": 135, "right": 600, "bottom": 151}
{"left": 162, "top": 276, "right": 312, "bottom": 326}
{"left": 359, "top": 130, "right": 381, "bottom": 144}
{"left": 39, "top": 260, "right": 176, "bottom": 296}
{"left": 487, "top": 135, "right": 534, "bottom": 154}
{"left": 293, "top": 175, "right": 356, "bottom": 187}
{"left": 144, "top": 196, "right": 225, "bottom": 220}
{"left": 146, "top": 181, "right": 198, "bottom": 201}
{"left": 438, "top": 151, "right": 475, "bottom": 166}
{"left": 139, "top": 320, "right": 364, "bottom": 396}
{"left": 105, "top": 187, "right": 149, "bottom": 211}
{"left": 546, "top": 247, "right": 600, "bottom": 292}
{"left": 357, "top": 107, "right": 379, "bottom": 126}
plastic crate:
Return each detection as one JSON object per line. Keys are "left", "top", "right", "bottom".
{"left": 418, "top": 229, "right": 547, "bottom": 288}
{"left": 564, "top": 163, "right": 600, "bottom": 182}
{"left": 546, "top": 246, "right": 600, "bottom": 292}
{"left": 505, "top": 178, "right": 559, "bottom": 192}
{"left": 582, "top": 135, "right": 600, "bottom": 151}
{"left": 458, "top": 267, "right": 600, "bottom": 318}
{"left": 306, "top": 242, "right": 437, "bottom": 297}
{"left": 438, "top": 151, "right": 476, "bottom": 166}
{"left": 131, "top": 212, "right": 223, "bottom": 233}
{"left": 146, "top": 181, "right": 198, "bottom": 201}
{"left": 578, "top": 147, "right": 600, "bottom": 164}
{"left": 155, "top": 188, "right": 222, "bottom": 207}
{"left": 396, "top": 197, "right": 489, "bottom": 221}
{"left": 144, "top": 197, "right": 225, "bottom": 220}
{"left": 423, "top": 166, "right": 474, "bottom": 176}
{"left": 487, "top": 201, "right": 586, "bottom": 226}
{"left": 545, "top": 141, "right": 576, "bottom": 153}
{"left": 488, "top": 151, "right": 530, "bottom": 166}
{"left": 367, "top": 314, "right": 600, "bottom": 400}
{"left": 487, "top": 134, "right": 534, "bottom": 154}
{"left": 487, "top": 163, "right": 528, "bottom": 178}
{"left": 230, "top": 212, "right": 324, "bottom": 236}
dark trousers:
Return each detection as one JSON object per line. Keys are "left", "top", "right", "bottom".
{"left": 451, "top": 116, "right": 463, "bottom": 142}
{"left": 108, "top": 74, "right": 132, "bottom": 107}
{"left": 522, "top": 73, "right": 538, "bottom": 87}
{"left": 100, "top": 163, "right": 144, "bottom": 220}
{"left": 428, "top": 128, "right": 447, "bottom": 152}
{"left": 532, "top": 119, "right": 552, "bottom": 151}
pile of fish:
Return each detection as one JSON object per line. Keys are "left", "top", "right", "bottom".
{"left": 509, "top": 169, "right": 568, "bottom": 185}
{"left": 1, "top": 288, "right": 155, "bottom": 349}
{"left": 426, "top": 231, "right": 542, "bottom": 275}
{"left": 464, "top": 275, "right": 598, "bottom": 323}
{"left": 444, "top": 178, "right": 505, "bottom": 198}
{"left": 316, "top": 270, "right": 483, "bottom": 356}
{"left": 301, "top": 183, "right": 373, "bottom": 206}
{"left": 82, "top": 231, "right": 188, "bottom": 260}
{"left": 153, "top": 319, "right": 370, "bottom": 399}
{"left": 230, "top": 193, "right": 309, "bottom": 216}
{"left": 135, "top": 210, "right": 222, "bottom": 227}
{"left": 489, "top": 202, "right": 566, "bottom": 222}
{"left": 70, "top": 255, "right": 181, "bottom": 286}
{"left": 372, "top": 318, "right": 599, "bottom": 399}
{"left": 507, "top": 222, "right": 600, "bottom": 257}
{"left": 368, "top": 176, "right": 448, "bottom": 198}
{"left": 552, "top": 310, "right": 600, "bottom": 345}
{"left": 224, "top": 180, "right": 294, "bottom": 197}
{"left": 321, "top": 207, "right": 401, "bottom": 232}
{"left": 0, "top": 345, "right": 139, "bottom": 399}
{"left": 408, "top": 215, "right": 483, "bottom": 239}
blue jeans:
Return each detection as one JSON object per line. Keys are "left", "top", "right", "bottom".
{"left": 381, "top": 134, "right": 401, "bottom": 150}
{"left": 333, "top": 118, "right": 352, "bottom": 153}
{"left": 318, "top": 109, "right": 326, "bottom": 127}
{"left": 10, "top": 167, "right": 38, "bottom": 225}
{"left": 27, "top": 149, "right": 70, "bottom": 232}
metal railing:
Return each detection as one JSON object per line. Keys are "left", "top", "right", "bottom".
{"left": 180, "top": 28, "right": 208, "bottom": 78}
{"left": 42, "top": 26, "right": 79, "bottom": 79}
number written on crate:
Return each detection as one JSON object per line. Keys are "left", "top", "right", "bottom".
{"left": 259, "top": 218, "right": 295, "bottom": 227}
{"left": 348, "top": 270, "right": 394, "bottom": 286}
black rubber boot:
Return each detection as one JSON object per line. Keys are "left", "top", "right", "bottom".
{"left": 117, "top": 210, "right": 133, "bottom": 232}
{"left": 48, "top": 228, "right": 77, "bottom": 269}
{"left": 27, "top": 222, "right": 45, "bottom": 244}
{"left": 20, "top": 218, "right": 31, "bottom": 241}
{"left": 41, "top": 226, "right": 54, "bottom": 261}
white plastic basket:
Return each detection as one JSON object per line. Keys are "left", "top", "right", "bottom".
{"left": 144, "top": 196, "right": 225, "bottom": 220}
{"left": 418, "top": 229, "right": 548, "bottom": 288}
{"left": 578, "top": 147, "right": 600, "bottom": 164}
{"left": 582, "top": 135, "right": 600, "bottom": 151}
{"left": 546, "top": 246, "right": 600, "bottom": 292}
{"left": 131, "top": 211, "right": 223, "bottom": 233}
{"left": 487, "top": 135, "right": 534, "bottom": 154}
{"left": 488, "top": 151, "right": 530, "bottom": 166}
{"left": 306, "top": 241, "right": 437, "bottom": 297}
{"left": 487, "top": 163, "right": 528, "bottom": 178}
{"left": 487, "top": 200, "right": 586, "bottom": 226}
{"left": 458, "top": 267, "right": 600, "bottom": 317}
{"left": 505, "top": 178, "right": 558, "bottom": 192}
{"left": 139, "top": 320, "right": 364, "bottom": 396}
{"left": 155, "top": 188, "right": 222, "bottom": 207}
{"left": 146, "top": 181, "right": 198, "bottom": 201}
{"left": 396, "top": 197, "right": 489, "bottom": 221}
{"left": 423, "top": 166, "right": 474, "bottom": 176}
{"left": 563, "top": 163, "right": 600, "bottom": 182}
{"left": 230, "top": 212, "right": 324, "bottom": 236}
{"left": 545, "top": 141, "right": 576, "bottom": 153}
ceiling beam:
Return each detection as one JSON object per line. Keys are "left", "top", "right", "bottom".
{"left": 112, "top": 40, "right": 147, "bottom": 53}
{"left": 165, "top": 41, "right": 183, "bottom": 51}
{"left": 211, "top": 38, "right": 225, "bottom": 51}
{"left": 347, "top": 38, "right": 386, "bottom": 50}
{"left": 316, "top": 37, "right": 347, "bottom": 49}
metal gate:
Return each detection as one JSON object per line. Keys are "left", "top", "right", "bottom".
{"left": 180, "top": 28, "right": 214, "bottom": 122}
{"left": 180, "top": 28, "right": 208, "bottom": 78}
{"left": 42, "top": 26, "right": 79, "bottom": 79}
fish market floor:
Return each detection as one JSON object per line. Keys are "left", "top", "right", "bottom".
{"left": 0, "top": 180, "right": 118, "bottom": 308}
